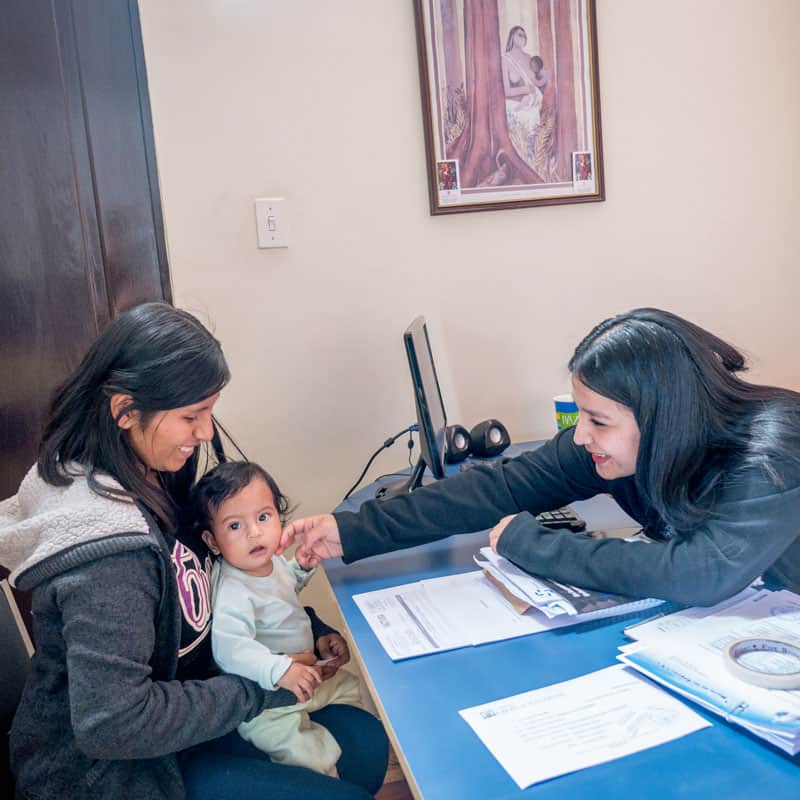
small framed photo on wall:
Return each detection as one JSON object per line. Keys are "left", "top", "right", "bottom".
{"left": 414, "top": 0, "right": 604, "bottom": 214}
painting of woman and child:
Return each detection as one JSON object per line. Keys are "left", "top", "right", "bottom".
{"left": 415, "top": 0, "right": 603, "bottom": 213}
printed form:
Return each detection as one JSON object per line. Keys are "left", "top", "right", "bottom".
{"left": 352, "top": 571, "right": 535, "bottom": 660}
{"left": 459, "top": 665, "right": 710, "bottom": 789}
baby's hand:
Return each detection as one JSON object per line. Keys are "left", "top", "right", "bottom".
{"left": 295, "top": 547, "right": 315, "bottom": 570}
{"left": 278, "top": 662, "right": 322, "bottom": 703}
{"left": 288, "top": 651, "right": 317, "bottom": 667}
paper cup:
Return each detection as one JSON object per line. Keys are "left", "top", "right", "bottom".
{"left": 554, "top": 393, "right": 579, "bottom": 431}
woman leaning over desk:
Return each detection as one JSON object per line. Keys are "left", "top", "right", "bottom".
{"left": 283, "top": 308, "right": 800, "bottom": 605}
{"left": 0, "top": 303, "right": 387, "bottom": 800}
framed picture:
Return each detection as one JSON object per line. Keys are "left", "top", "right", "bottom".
{"left": 413, "top": 0, "right": 604, "bottom": 215}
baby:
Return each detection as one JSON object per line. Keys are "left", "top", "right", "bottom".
{"left": 530, "top": 55, "right": 550, "bottom": 89}
{"left": 189, "top": 460, "right": 361, "bottom": 777}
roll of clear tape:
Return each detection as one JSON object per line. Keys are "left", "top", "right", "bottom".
{"left": 724, "top": 637, "right": 800, "bottom": 690}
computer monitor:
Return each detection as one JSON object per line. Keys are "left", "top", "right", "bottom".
{"left": 376, "top": 316, "right": 448, "bottom": 501}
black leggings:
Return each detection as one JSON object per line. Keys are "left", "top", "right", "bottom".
{"left": 179, "top": 704, "right": 389, "bottom": 799}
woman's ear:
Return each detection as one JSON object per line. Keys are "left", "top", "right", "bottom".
{"left": 202, "top": 530, "right": 221, "bottom": 556}
{"left": 110, "top": 394, "right": 136, "bottom": 430}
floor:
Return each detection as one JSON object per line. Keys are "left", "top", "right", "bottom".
{"left": 376, "top": 780, "right": 414, "bottom": 800}
{"left": 375, "top": 746, "right": 414, "bottom": 800}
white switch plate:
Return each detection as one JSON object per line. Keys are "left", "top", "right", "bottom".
{"left": 254, "top": 197, "right": 289, "bottom": 248}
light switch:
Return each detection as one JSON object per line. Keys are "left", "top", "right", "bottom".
{"left": 255, "top": 198, "right": 288, "bottom": 248}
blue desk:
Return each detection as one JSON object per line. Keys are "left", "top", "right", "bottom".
{"left": 325, "top": 448, "right": 800, "bottom": 799}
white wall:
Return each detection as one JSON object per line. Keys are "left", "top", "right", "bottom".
{"left": 138, "top": 0, "right": 800, "bottom": 617}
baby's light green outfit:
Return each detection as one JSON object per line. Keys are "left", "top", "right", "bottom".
{"left": 210, "top": 556, "right": 361, "bottom": 776}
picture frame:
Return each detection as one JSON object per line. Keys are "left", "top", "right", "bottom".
{"left": 413, "top": 0, "right": 604, "bottom": 215}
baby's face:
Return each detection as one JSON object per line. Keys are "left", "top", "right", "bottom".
{"left": 205, "top": 478, "right": 282, "bottom": 577}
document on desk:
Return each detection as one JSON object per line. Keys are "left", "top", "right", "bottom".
{"left": 622, "top": 585, "right": 758, "bottom": 643}
{"left": 353, "top": 569, "right": 663, "bottom": 661}
{"left": 459, "top": 665, "right": 710, "bottom": 789}
{"left": 618, "top": 589, "right": 800, "bottom": 755}
{"left": 351, "top": 580, "right": 472, "bottom": 659}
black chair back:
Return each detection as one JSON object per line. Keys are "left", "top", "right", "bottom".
{"left": 0, "top": 581, "right": 32, "bottom": 796}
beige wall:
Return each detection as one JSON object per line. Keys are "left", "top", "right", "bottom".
{"left": 138, "top": 0, "right": 800, "bottom": 617}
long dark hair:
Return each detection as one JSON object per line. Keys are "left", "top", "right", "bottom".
{"left": 569, "top": 308, "right": 800, "bottom": 530}
{"left": 38, "top": 302, "right": 230, "bottom": 528}
{"left": 505, "top": 25, "right": 526, "bottom": 52}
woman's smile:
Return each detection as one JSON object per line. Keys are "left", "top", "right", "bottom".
{"left": 571, "top": 377, "right": 641, "bottom": 479}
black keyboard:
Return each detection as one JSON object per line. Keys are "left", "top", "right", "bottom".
{"left": 535, "top": 507, "right": 586, "bottom": 532}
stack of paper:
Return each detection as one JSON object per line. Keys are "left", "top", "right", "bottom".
{"left": 352, "top": 561, "right": 663, "bottom": 661}
{"left": 620, "top": 586, "right": 758, "bottom": 645}
{"left": 475, "top": 549, "right": 577, "bottom": 617}
{"left": 475, "top": 548, "right": 661, "bottom": 619}
{"left": 618, "top": 589, "right": 800, "bottom": 755}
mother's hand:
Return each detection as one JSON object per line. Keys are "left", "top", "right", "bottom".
{"left": 316, "top": 633, "right": 350, "bottom": 680}
{"left": 489, "top": 514, "right": 517, "bottom": 552}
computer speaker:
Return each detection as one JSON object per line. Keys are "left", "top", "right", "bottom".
{"left": 444, "top": 424, "right": 472, "bottom": 464}
{"left": 468, "top": 419, "right": 510, "bottom": 458}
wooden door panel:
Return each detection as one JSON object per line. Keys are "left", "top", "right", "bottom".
{"left": 0, "top": 0, "right": 170, "bottom": 500}
{"left": 0, "top": 0, "right": 171, "bottom": 666}
{"left": 0, "top": 0, "right": 107, "bottom": 497}
{"left": 70, "top": 0, "right": 170, "bottom": 314}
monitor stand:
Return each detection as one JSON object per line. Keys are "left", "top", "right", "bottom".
{"left": 375, "top": 457, "right": 426, "bottom": 502}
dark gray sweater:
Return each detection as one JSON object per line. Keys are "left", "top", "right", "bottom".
{"left": 335, "top": 427, "right": 800, "bottom": 605}
{"left": 0, "top": 467, "right": 296, "bottom": 800}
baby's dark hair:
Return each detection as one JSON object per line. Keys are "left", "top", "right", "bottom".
{"left": 188, "top": 461, "right": 292, "bottom": 539}
{"left": 530, "top": 55, "right": 543, "bottom": 71}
